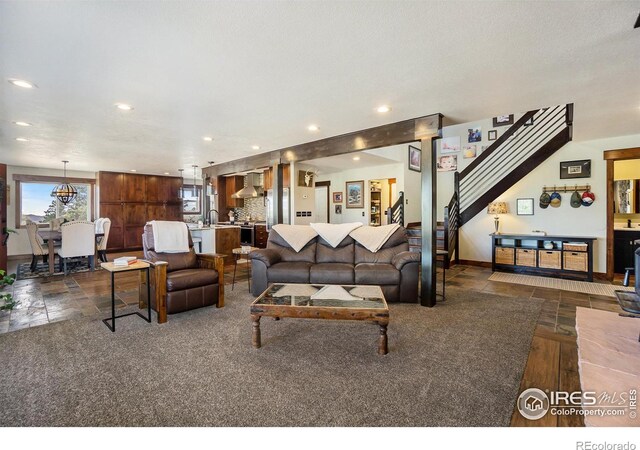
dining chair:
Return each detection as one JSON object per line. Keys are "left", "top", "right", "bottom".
{"left": 25, "top": 222, "right": 58, "bottom": 272}
{"left": 58, "top": 221, "right": 96, "bottom": 275}
{"left": 96, "top": 218, "right": 111, "bottom": 262}
{"left": 49, "top": 217, "right": 64, "bottom": 231}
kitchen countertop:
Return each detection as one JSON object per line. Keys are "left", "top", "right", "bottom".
{"left": 614, "top": 227, "right": 640, "bottom": 232}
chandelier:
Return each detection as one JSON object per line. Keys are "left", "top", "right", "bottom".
{"left": 51, "top": 160, "right": 77, "bottom": 205}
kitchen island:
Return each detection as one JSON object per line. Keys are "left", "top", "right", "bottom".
{"left": 188, "top": 224, "right": 241, "bottom": 266}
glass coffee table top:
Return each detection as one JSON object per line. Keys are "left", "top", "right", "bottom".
{"left": 253, "top": 284, "right": 387, "bottom": 309}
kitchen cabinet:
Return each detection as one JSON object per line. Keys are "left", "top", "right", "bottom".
{"left": 255, "top": 224, "right": 268, "bottom": 248}
{"left": 224, "top": 175, "right": 245, "bottom": 208}
{"left": 97, "top": 171, "right": 183, "bottom": 251}
{"left": 262, "top": 165, "right": 289, "bottom": 190}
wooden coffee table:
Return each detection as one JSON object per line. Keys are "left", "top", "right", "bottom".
{"left": 250, "top": 284, "right": 390, "bottom": 355}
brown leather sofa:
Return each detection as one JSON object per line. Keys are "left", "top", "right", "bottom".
{"left": 249, "top": 226, "right": 420, "bottom": 302}
{"left": 142, "top": 224, "right": 224, "bottom": 323}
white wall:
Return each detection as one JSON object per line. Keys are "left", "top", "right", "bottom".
{"left": 316, "top": 163, "right": 404, "bottom": 225}
{"left": 6, "top": 165, "right": 96, "bottom": 256}
{"left": 290, "top": 162, "right": 316, "bottom": 225}
{"left": 437, "top": 115, "right": 523, "bottom": 219}
{"left": 452, "top": 133, "right": 640, "bottom": 273}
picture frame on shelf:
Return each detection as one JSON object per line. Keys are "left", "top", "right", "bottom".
{"left": 560, "top": 159, "right": 591, "bottom": 179}
{"left": 345, "top": 180, "right": 364, "bottom": 208}
{"left": 488, "top": 130, "right": 497, "bottom": 141}
{"left": 408, "top": 145, "right": 421, "bottom": 172}
{"left": 516, "top": 198, "right": 534, "bottom": 216}
{"left": 493, "top": 114, "right": 514, "bottom": 127}
{"left": 332, "top": 192, "right": 343, "bottom": 203}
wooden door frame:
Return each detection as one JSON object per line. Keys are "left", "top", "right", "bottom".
{"left": 603, "top": 147, "right": 640, "bottom": 280}
{"left": 314, "top": 180, "right": 331, "bottom": 223}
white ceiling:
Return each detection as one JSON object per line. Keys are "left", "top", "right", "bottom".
{"left": 1, "top": 1, "right": 638, "bottom": 175}
{"left": 305, "top": 151, "right": 400, "bottom": 174}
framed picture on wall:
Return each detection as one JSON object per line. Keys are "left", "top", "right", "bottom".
{"left": 437, "top": 155, "right": 457, "bottom": 172}
{"left": 488, "top": 130, "right": 497, "bottom": 141}
{"left": 493, "top": 114, "right": 514, "bottom": 127}
{"left": 560, "top": 159, "right": 591, "bottom": 179}
{"left": 516, "top": 198, "right": 534, "bottom": 216}
{"left": 297, "top": 169, "right": 315, "bottom": 187}
{"left": 335, "top": 205, "right": 342, "bottom": 214}
{"left": 440, "top": 136, "right": 460, "bottom": 154}
{"left": 467, "top": 127, "right": 481, "bottom": 143}
{"left": 333, "top": 192, "right": 343, "bottom": 203}
{"left": 408, "top": 145, "right": 421, "bottom": 172}
{"left": 345, "top": 180, "right": 364, "bottom": 208}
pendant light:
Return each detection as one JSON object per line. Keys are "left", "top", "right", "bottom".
{"left": 178, "top": 169, "right": 185, "bottom": 199}
{"left": 192, "top": 165, "right": 198, "bottom": 197}
{"left": 51, "top": 160, "right": 77, "bottom": 205}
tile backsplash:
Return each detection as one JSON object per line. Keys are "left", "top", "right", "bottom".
{"left": 233, "top": 196, "right": 266, "bottom": 221}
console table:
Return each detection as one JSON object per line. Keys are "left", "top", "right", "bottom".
{"left": 491, "top": 234, "right": 596, "bottom": 282}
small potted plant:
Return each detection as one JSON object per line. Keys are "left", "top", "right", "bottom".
{"left": 0, "top": 269, "right": 17, "bottom": 311}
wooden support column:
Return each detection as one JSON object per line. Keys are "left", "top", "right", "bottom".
{"left": 420, "top": 137, "right": 438, "bottom": 307}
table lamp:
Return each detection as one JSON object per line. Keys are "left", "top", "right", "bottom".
{"left": 487, "top": 202, "right": 508, "bottom": 234}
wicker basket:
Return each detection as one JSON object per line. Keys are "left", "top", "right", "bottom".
{"left": 516, "top": 248, "right": 536, "bottom": 267}
{"left": 495, "top": 247, "right": 514, "bottom": 265}
{"left": 563, "top": 243, "right": 588, "bottom": 252}
{"left": 538, "top": 250, "right": 561, "bottom": 269}
{"left": 564, "top": 251, "right": 588, "bottom": 272}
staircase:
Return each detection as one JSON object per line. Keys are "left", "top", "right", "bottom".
{"left": 443, "top": 103, "right": 573, "bottom": 264}
{"left": 389, "top": 104, "right": 573, "bottom": 267}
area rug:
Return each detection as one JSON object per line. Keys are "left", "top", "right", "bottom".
{"left": 0, "top": 289, "right": 542, "bottom": 427}
{"left": 488, "top": 272, "right": 634, "bottom": 297}
{"left": 16, "top": 260, "right": 102, "bottom": 280}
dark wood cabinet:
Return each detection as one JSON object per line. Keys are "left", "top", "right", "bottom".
{"left": 225, "top": 175, "right": 245, "bottom": 208}
{"left": 255, "top": 224, "right": 268, "bottom": 248}
{"left": 98, "top": 171, "right": 183, "bottom": 251}
{"left": 614, "top": 230, "right": 640, "bottom": 274}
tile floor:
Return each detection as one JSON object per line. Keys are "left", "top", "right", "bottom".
{"left": 0, "top": 258, "right": 629, "bottom": 336}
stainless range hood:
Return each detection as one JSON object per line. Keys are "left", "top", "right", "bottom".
{"left": 231, "top": 172, "right": 263, "bottom": 199}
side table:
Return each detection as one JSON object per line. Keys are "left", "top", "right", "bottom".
{"left": 232, "top": 246, "right": 258, "bottom": 291}
{"left": 101, "top": 261, "right": 152, "bottom": 332}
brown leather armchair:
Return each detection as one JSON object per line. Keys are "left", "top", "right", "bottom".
{"left": 142, "top": 223, "right": 224, "bottom": 323}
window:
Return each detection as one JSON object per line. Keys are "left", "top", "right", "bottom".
{"left": 15, "top": 176, "right": 94, "bottom": 227}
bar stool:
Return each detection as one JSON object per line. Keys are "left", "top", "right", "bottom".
{"left": 623, "top": 239, "right": 640, "bottom": 287}
{"left": 232, "top": 246, "right": 258, "bottom": 291}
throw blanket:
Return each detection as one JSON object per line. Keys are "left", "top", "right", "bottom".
{"left": 272, "top": 224, "right": 318, "bottom": 252}
{"left": 349, "top": 223, "right": 400, "bottom": 253}
{"left": 150, "top": 221, "right": 189, "bottom": 253}
{"left": 310, "top": 222, "right": 362, "bottom": 248}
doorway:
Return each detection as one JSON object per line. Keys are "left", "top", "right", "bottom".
{"left": 314, "top": 181, "right": 330, "bottom": 223}
{"left": 604, "top": 147, "right": 640, "bottom": 281}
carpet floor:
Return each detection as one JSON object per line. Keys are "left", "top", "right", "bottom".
{"left": 0, "top": 288, "right": 542, "bottom": 427}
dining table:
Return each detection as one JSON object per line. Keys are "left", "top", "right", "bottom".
{"left": 38, "top": 230, "right": 104, "bottom": 275}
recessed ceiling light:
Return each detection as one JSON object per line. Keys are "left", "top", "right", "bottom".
{"left": 376, "top": 105, "right": 391, "bottom": 113}
{"left": 164, "top": 172, "right": 170, "bottom": 175}
{"left": 15, "top": 137, "right": 29, "bottom": 142}
{"left": 252, "top": 145, "right": 260, "bottom": 150}
{"left": 307, "top": 124, "right": 319, "bottom": 132}
{"left": 130, "top": 169, "right": 137, "bottom": 172}
{"left": 115, "top": 103, "right": 133, "bottom": 111}
{"left": 13, "top": 121, "right": 32, "bottom": 127}
{"left": 8, "top": 79, "right": 36, "bottom": 89}
{"left": 203, "top": 136, "right": 213, "bottom": 142}
{"left": 353, "top": 156, "right": 361, "bottom": 161}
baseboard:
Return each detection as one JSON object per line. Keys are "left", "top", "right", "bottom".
{"left": 454, "top": 259, "right": 492, "bottom": 268}
{"left": 8, "top": 254, "right": 31, "bottom": 260}
{"left": 452, "top": 259, "right": 608, "bottom": 280}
